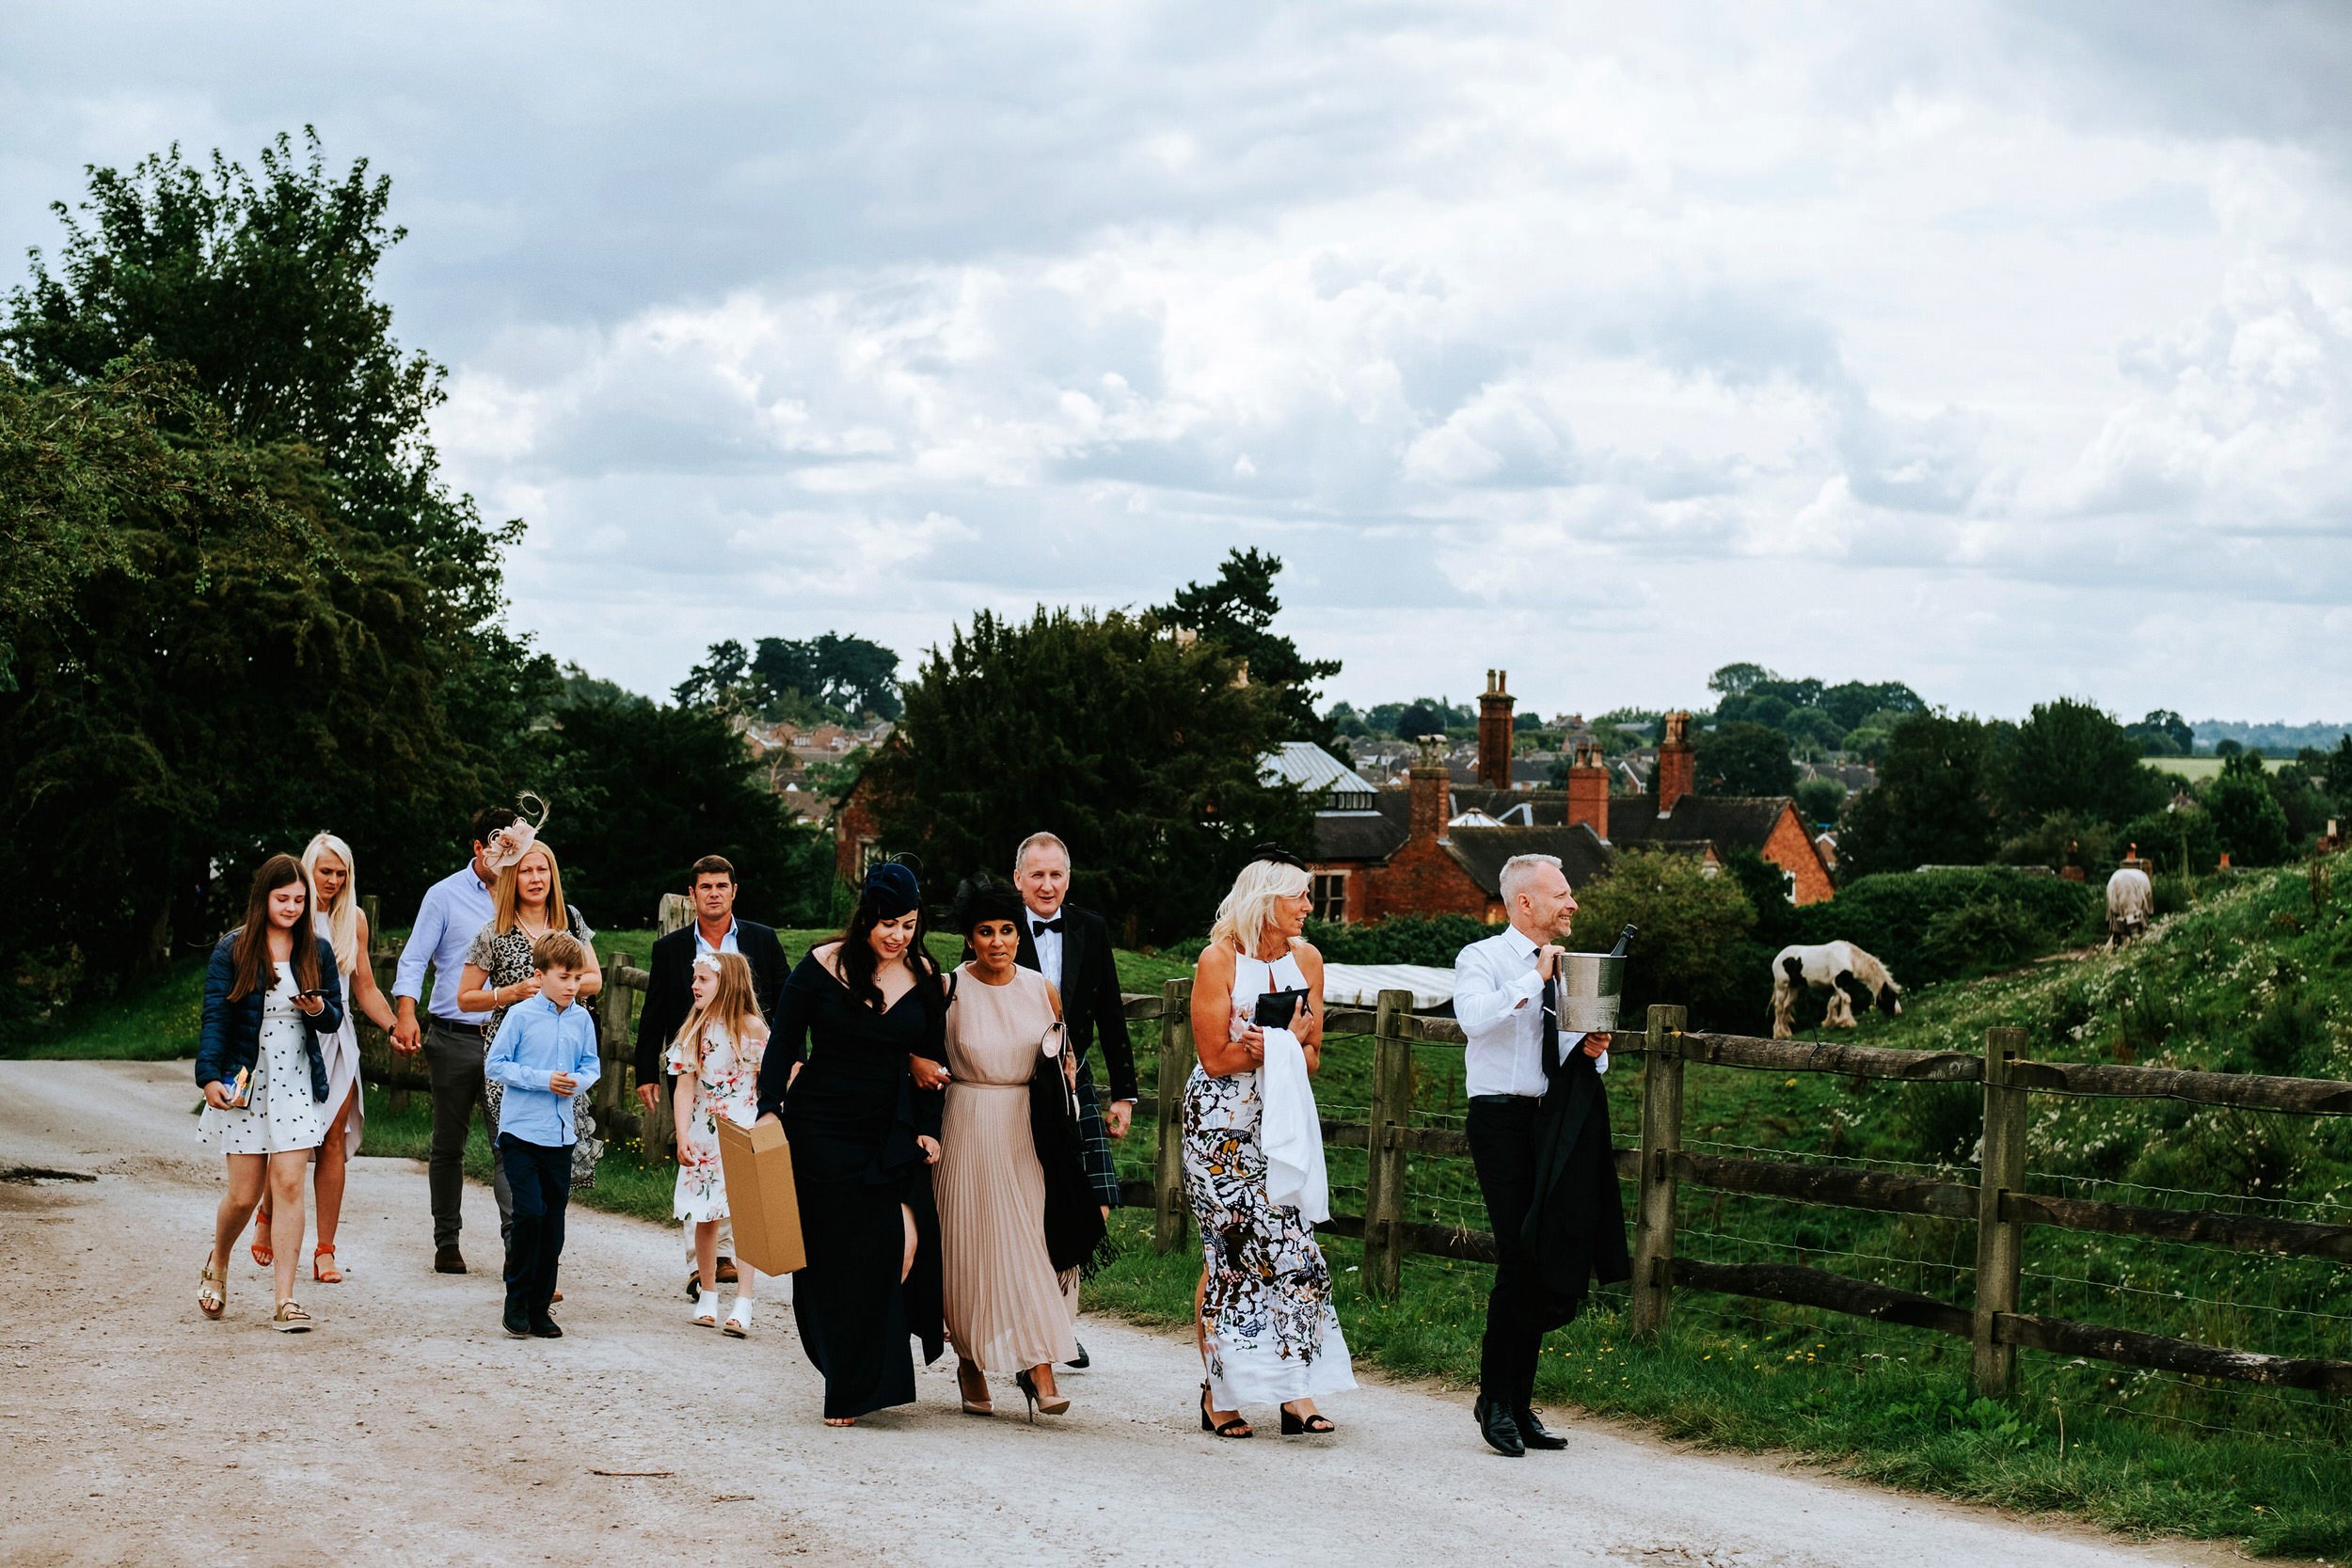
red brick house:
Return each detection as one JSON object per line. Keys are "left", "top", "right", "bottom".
{"left": 1297, "top": 677, "right": 1836, "bottom": 920}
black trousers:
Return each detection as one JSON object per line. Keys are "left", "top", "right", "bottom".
{"left": 1468, "top": 1096, "right": 1575, "bottom": 1410}
{"left": 499, "top": 1134, "right": 571, "bottom": 1323}
{"left": 426, "top": 1019, "right": 511, "bottom": 1247}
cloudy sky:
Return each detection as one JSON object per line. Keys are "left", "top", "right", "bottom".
{"left": 6, "top": 1, "right": 2349, "bottom": 723}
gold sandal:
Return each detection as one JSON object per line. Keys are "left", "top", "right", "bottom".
{"left": 199, "top": 1256, "right": 228, "bottom": 1320}
{"left": 272, "top": 1299, "right": 313, "bottom": 1333}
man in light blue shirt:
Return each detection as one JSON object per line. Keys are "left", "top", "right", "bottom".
{"left": 484, "top": 931, "right": 601, "bottom": 1338}
{"left": 392, "top": 806, "right": 517, "bottom": 1273}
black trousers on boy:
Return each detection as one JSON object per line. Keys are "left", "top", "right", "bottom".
{"left": 498, "top": 1133, "right": 572, "bottom": 1324}
{"left": 1467, "top": 1095, "right": 1572, "bottom": 1411}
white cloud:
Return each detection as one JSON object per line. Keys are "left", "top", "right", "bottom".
{"left": 4, "top": 0, "right": 2348, "bottom": 718}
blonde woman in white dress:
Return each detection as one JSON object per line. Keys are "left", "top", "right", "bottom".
{"left": 195, "top": 855, "right": 343, "bottom": 1331}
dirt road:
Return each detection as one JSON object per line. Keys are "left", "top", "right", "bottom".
{"left": 1, "top": 1060, "right": 2228, "bottom": 1568}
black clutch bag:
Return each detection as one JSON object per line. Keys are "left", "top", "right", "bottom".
{"left": 1252, "top": 987, "right": 1311, "bottom": 1029}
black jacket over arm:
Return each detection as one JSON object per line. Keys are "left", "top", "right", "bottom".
{"left": 1014, "top": 903, "right": 1138, "bottom": 1102}
{"left": 632, "top": 920, "right": 791, "bottom": 1085}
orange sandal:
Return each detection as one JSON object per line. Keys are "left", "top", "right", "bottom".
{"left": 249, "top": 1208, "right": 273, "bottom": 1268}
{"left": 312, "top": 1247, "right": 342, "bottom": 1284}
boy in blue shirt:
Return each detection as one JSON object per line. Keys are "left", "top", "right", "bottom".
{"left": 484, "top": 931, "right": 602, "bottom": 1338}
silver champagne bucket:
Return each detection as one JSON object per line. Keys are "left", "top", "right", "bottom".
{"left": 1551, "top": 952, "right": 1625, "bottom": 1033}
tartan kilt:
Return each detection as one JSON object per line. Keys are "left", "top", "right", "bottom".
{"left": 1071, "top": 1052, "right": 1123, "bottom": 1210}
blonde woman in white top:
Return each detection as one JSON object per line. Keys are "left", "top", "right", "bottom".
{"left": 1181, "top": 847, "right": 1354, "bottom": 1440}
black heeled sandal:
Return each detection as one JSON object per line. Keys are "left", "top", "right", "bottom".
{"left": 1200, "top": 1382, "right": 1252, "bottom": 1438}
{"left": 1014, "top": 1368, "right": 1070, "bottom": 1423}
{"left": 1279, "top": 1402, "right": 1336, "bottom": 1434}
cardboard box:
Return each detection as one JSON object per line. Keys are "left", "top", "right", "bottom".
{"left": 713, "top": 1117, "right": 807, "bottom": 1276}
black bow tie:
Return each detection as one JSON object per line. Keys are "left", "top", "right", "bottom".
{"left": 1031, "top": 917, "right": 1064, "bottom": 935}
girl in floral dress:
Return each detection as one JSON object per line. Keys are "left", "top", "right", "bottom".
{"left": 669, "top": 951, "right": 770, "bottom": 1336}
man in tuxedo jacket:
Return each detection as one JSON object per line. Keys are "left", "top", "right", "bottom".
{"left": 633, "top": 854, "right": 791, "bottom": 1296}
{"left": 1011, "top": 832, "right": 1139, "bottom": 1227}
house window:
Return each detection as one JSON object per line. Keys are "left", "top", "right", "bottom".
{"left": 1311, "top": 872, "right": 1349, "bottom": 923}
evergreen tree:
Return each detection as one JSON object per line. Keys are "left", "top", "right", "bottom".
{"left": 1837, "top": 712, "right": 2001, "bottom": 874}
{"left": 1694, "top": 721, "right": 1797, "bottom": 796}
{"left": 1152, "top": 548, "right": 1342, "bottom": 751}
{"left": 866, "top": 607, "right": 1314, "bottom": 944}
{"left": 1996, "top": 698, "right": 2168, "bottom": 830}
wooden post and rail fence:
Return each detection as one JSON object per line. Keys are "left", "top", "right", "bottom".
{"left": 353, "top": 902, "right": 2352, "bottom": 1404}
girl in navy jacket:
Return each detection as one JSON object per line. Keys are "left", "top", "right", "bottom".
{"left": 195, "top": 854, "right": 343, "bottom": 1331}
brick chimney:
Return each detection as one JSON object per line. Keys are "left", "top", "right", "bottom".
{"left": 1657, "top": 709, "right": 1695, "bottom": 816}
{"left": 1408, "top": 733, "right": 1453, "bottom": 843}
{"left": 1476, "top": 669, "right": 1515, "bottom": 788}
{"left": 1565, "top": 737, "right": 1610, "bottom": 841}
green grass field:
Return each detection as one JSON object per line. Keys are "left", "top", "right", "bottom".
{"left": 2144, "top": 756, "right": 2228, "bottom": 783}
{"left": 15, "top": 876, "right": 2350, "bottom": 1554}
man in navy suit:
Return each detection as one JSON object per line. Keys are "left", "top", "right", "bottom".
{"left": 633, "top": 854, "right": 790, "bottom": 1295}
{"left": 1013, "top": 833, "right": 1137, "bottom": 1367}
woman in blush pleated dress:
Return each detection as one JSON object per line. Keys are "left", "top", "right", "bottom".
{"left": 938, "top": 879, "right": 1084, "bottom": 1421}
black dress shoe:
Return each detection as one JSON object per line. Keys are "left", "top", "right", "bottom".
{"left": 686, "top": 1271, "right": 702, "bottom": 1301}
{"left": 1474, "top": 1395, "right": 1525, "bottom": 1457}
{"left": 1064, "top": 1339, "right": 1090, "bottom": 1370}
{"left": 529, "top": 1319, "right": 564, "bottom": 1339}
{"left": 502, "top": 1311, "right": 531, "bottom": 1338}
{"left": 1516, "top": 1409, "right": 1568, "bottom": 1450}
{"left": 436, "top": 1245, "right": 468, "bottom": 1275}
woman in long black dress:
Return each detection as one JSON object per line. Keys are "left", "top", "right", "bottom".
{"left": 755, "top": 860, "right": 947, "bottom": 1426}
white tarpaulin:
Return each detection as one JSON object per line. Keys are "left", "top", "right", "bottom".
{"left": 1318, "top": 962, "right": 1456, "bottom": 1010}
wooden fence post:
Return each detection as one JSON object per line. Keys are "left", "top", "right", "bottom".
{"left": 596, "top": 950, "right": 633, "bottom": 1125}
{"left": 640, "top": 895, "right": 693, "bottom": 1157}
{"left": 1361, "top": 989, "right": 1415, "bottom": 1300}
{"left": 1629, "top": 1003, "right": 1687, "bottom": 1340}
{"left": 1972, "top": 1025, "right": 2030, "bottom": 1397}
{"left": 1153, "top": 978, "right": 1196, "bottom": 1254}
{"left": 359, "top": 894, "right": 411, "bottom": 1115}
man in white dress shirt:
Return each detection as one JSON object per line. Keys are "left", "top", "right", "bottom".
{"left": 1453, "top": 852, "right": 1623, "bottom": 1456}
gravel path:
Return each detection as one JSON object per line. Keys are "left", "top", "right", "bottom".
{"left": 1, "top": 1059, "right": 2231, "bottom": 1568}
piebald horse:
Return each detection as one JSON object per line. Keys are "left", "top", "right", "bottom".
{"left": 1771, "top": 942, "right": 1902, "bottom": 1039}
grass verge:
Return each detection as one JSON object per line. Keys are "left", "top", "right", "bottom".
{"left": 1086, "top": 1212, "right": 2351, "bottom": 1558}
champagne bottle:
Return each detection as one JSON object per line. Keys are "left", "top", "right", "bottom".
{"left": 1607, "top": 924, "right": 1638, "bottom": 958}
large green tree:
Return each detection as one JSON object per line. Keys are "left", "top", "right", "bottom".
{"left": 1694, "top": 720, "right": 1798, "bottom": 796}
{"left": 866, "top": 607, "right": 1315, "bottom": 944}
{"left": 1, "top": 131, "right": 549, "bottom": 986}
{"left": 2203, "top": 753, "right": 2294, "bottom": 866}
{"left": 1837, "top": 711, "right": 2001, "bottom": 874}
{"left": 675, "top": 631, "right": 903, "bottom": 722}
{"left": 0, "top": 356, "right": 466, "bottom": 983}
{"left": 1995, "top": 698, "right": 2168, "bottom": 830}
{"left": 1152, "top": 548, "right": 1342, "bottom": 752}
{"left": 535, "top": 695, "right": 831, "bottom": 927}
